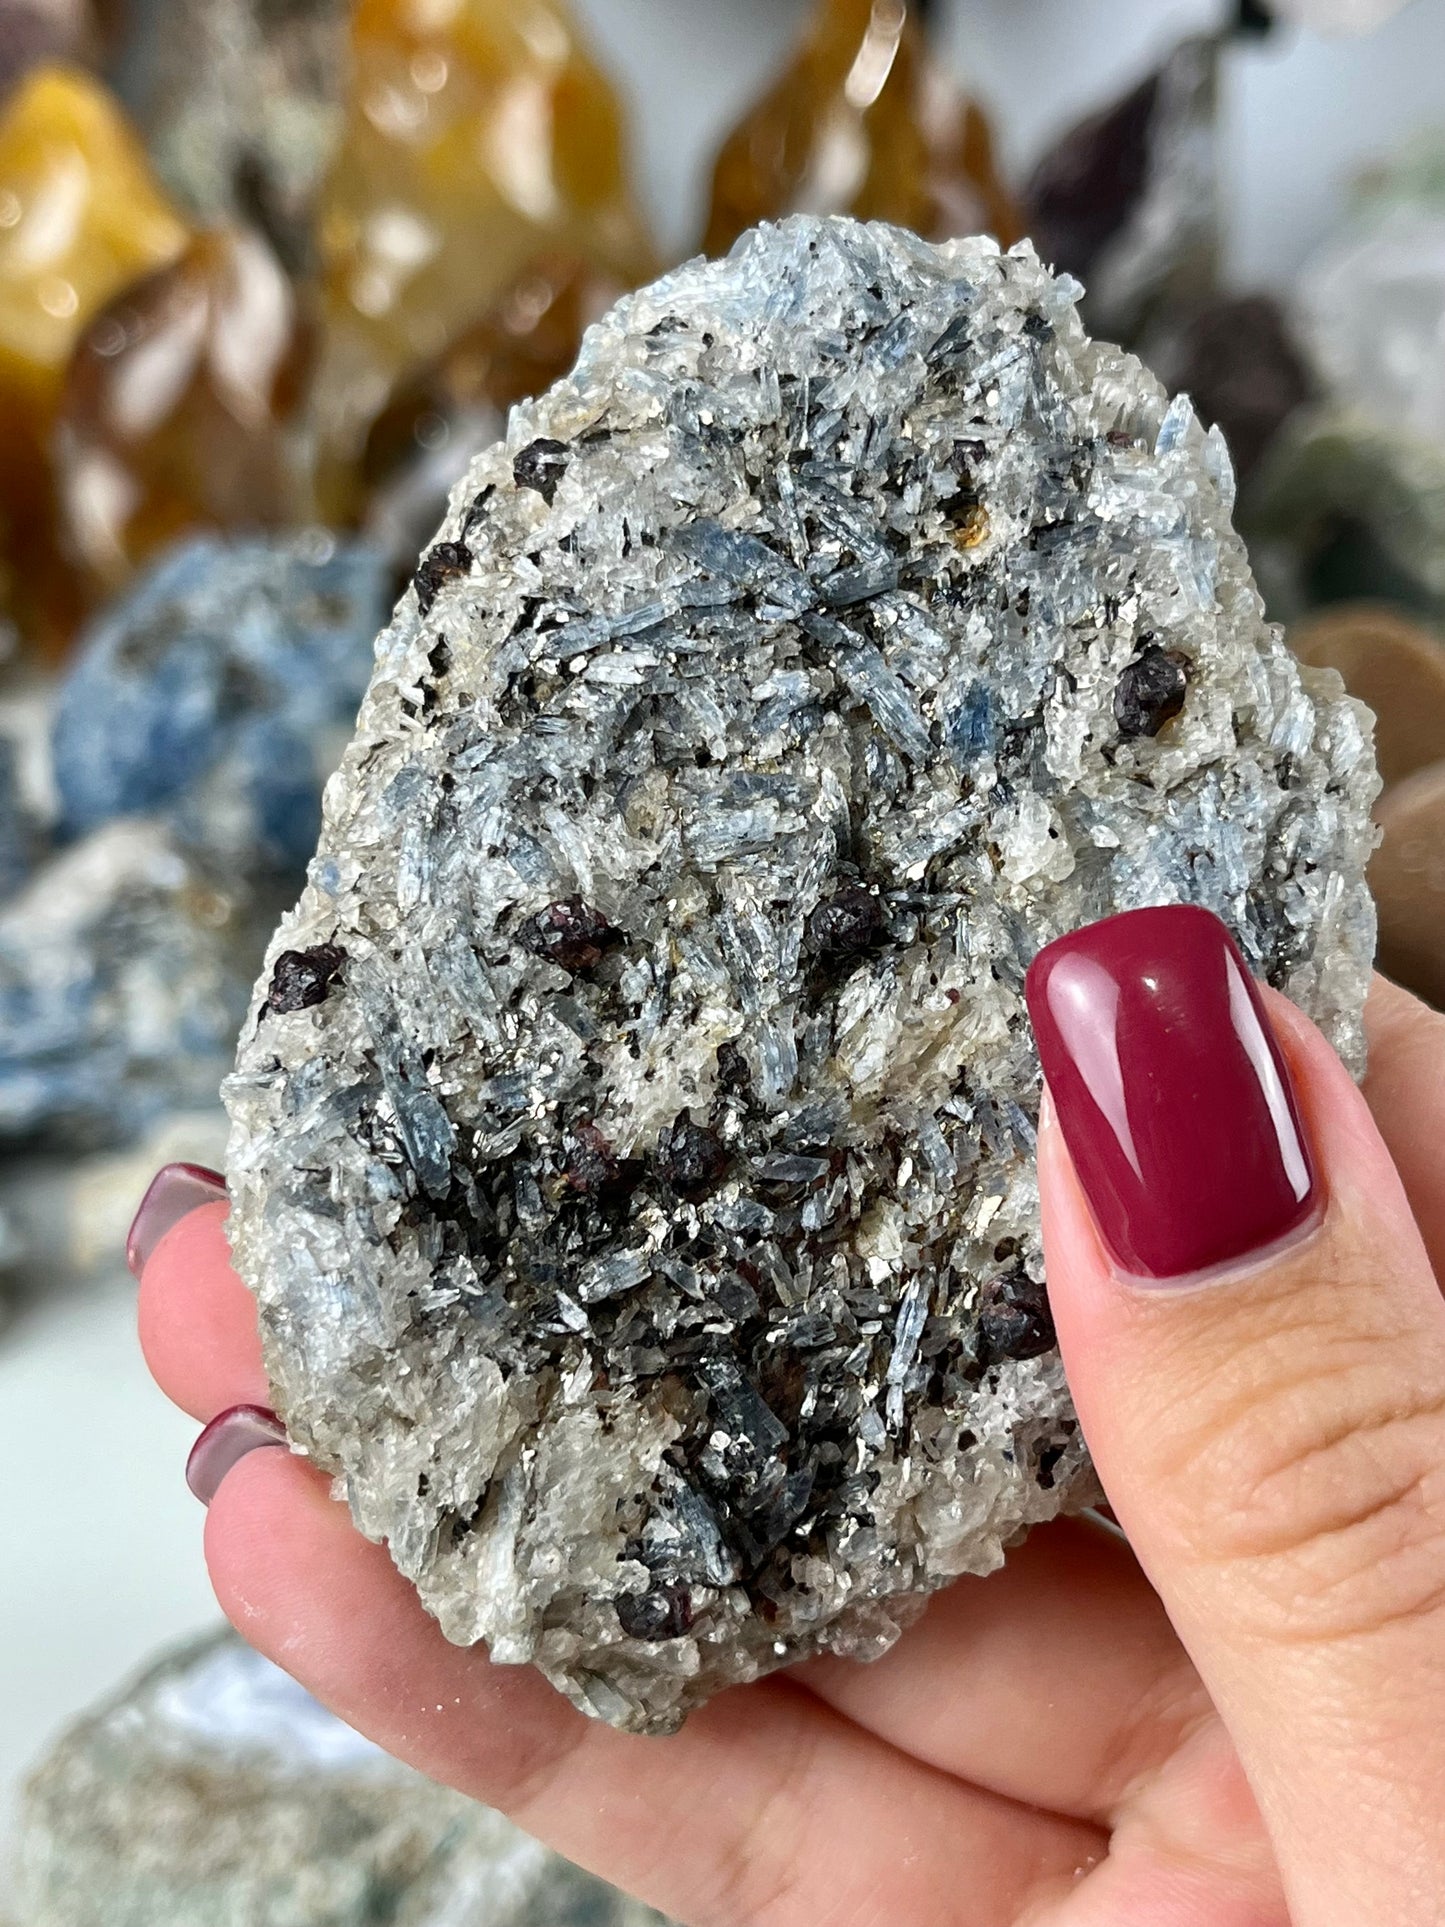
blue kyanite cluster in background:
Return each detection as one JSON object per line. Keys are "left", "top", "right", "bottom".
{"left": 53, "top": 535, "right": 390, "bottom": 875}
{"left": 0, "top": 533, "right": 389, "bottom": 1149}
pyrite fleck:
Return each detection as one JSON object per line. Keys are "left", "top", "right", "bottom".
{"left": 227, "top": 218, "right": 1380, "bottom": 1734}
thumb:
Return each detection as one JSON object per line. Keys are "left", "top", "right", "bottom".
{"left": 1029, "top": 906, "right": 1445, "bottom": 1927}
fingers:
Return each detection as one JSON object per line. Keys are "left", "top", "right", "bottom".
{"left": 146, "top": 1208, "right": 1208, "bottom": 1835}
{"left": 137, "top": 1200, "right": 269, "bottom": 1421}
{"left": 1031, "top": 906, "right": 1445, "bottom": 1926}
{"left": 205, "top": 1450, "right": 1105, "bottom": 1927}
{"left": 1363, "top": 974, "right": 1445, "bottom": 1280}
{"left": 801, "top": 1517, "right": 1210, "bottom": 1827}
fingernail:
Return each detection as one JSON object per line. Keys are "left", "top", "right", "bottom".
{"left": 127, "top": 1163, "right": 227, "bottom": 1278}
{"left": 1026, "top": 904, "right": 1319, "bottom": 1281}
{"left": 186, "top": 1405, "right": 287, "bottom": 1506}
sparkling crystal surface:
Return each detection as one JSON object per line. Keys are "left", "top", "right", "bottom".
{"left": 226, "top": 218, "right": 1380, "bottom": 1735}
{"left": 56, "top": 227, "right": 315, "bottom": 595}
{"left": 703, "top": 0, "right": 1019, "bottom": 259}
{"left": 16, "top": 1627, "right": 669, "bottom": 1926}
{"left": 0, "top": 63, "right": 188, "bottom": 652}
{"left": 52, "top": 534, "right": 389, "bottom": 874}
{"left": 312, "top": 0, "right": 654, "bottom": 513}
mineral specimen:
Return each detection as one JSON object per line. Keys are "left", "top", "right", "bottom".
{"left": 52, "top": 535, "right": 389, "bottom": 875}
{"left": 55, "top": 227, "right": 315, "bottom": 596}
{"left": 226, "top": 218, "right": 1380, "bottom": 1735}
{"left": 15, "top": 1626, "right": 669, "bottom": 1926}
{"left": 311, "top": 0, "right": 654, "bottom": 516}
{"left": 1025, "top": 36, "right": 1220, "bottom": 343}
{"left": 0, "top": 818, "right": 266, "bottom": 1147}
{"left": 0, "top": 64, "right": 188, "bottom": 653}
{"left": 703, "top": 0, "right": 1020, "bottom": 258}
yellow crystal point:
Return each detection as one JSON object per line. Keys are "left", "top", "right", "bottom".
{"left": 314, "top": 0, "right": 655, "bottom": 516}
{"left": 56, "top": 226, "right": 315, "bottom": 596}
{"left": 703, "top": 0, "right": 1020, "bottom": 257}
{"left": 0, "top": 64, "right": 189, "bottom": 652}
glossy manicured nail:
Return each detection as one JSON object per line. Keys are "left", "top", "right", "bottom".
{"left": 1026, "top": 904, "right": 1319, "bottom": 1281}
{"left": 186, "top": 1405, "right": 287, "bottom": 1506}
{"left": 126, "top": 1163, "right": 227, "bottom": 1278}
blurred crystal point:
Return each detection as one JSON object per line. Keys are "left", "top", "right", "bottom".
{"left": 105, "top": 0, "right": 347, "bottom": 273}
{"left": 1373, "top": 760, "right": 1445, "bottom": 1011}
{"left": 1256, "top": 147, "right": 1445, "bottom": 615}
{"left": 1270, "top": 0, "right": 1413, "bottom": 31}
{"left": 362, "top": 253, "right": 624, "bottom": 569}
{"left": 703, "top": 0, "right": 1019, "bottom": 257}
{"left": 0, "top": 818, "right": 267, "bottom": 1148}
{"left": 312, "top": 0, "right": 655, "bottom": 518}
{"left": 1025, "top": 35, "right": 1220, "bottom": 342}
{"left": 0, "top": 729, "right": 39, "bottom": 902}
{"left": 0, "top": 64, "right": 189, "bottom": 655}
{"left": 15, "top": 1626, "right": 670, "bottom": 1926}
{"left": 1292, "top": 603, "right": 1445, "bottom": 788}
{"left": 56, "top": 227, "right": 316, "bottom": 597}
{"left": 1145, "top": 293, "right": 1313, "bottom": 484}
{"left": 52, "top": 535, "right": 389, "bottom": 875}
{"left": 0, "top": 0, "right": 90, "bottom": 100}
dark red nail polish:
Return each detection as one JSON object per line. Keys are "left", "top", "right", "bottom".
{"left": 127, "top": 1163, "right": 227, "bottom": 1278}
{"left": 1026, "top": 905, "right": 1318, "bottom": 1280}
{"left": 186, "top": 1405, "right": 287, "bottom": 1506}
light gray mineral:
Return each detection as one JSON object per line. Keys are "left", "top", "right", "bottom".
{"left": 225, "top": 217, "right": 1380, "bottom": 1735}
{"left": 13, "top": 1627, "right": 667, "bottom": 1926}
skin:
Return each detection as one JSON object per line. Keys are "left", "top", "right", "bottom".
{"left": 139, "top": 975, "right": 1445, "bottom": 1927}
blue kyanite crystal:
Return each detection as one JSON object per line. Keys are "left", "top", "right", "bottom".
{"left": 53, "top": 535, "right": 389, "bottom": 874}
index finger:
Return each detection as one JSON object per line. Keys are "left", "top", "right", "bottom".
{"left": 137, "top": 1199, "right": 270, "bottom": 1421}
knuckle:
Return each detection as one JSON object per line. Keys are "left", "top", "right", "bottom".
{"left": 1162, "top": 1309, "right": 1445, "bottom": 1643}
{"left": 694, "top": 1725, "right": 819, "bottom": 1927}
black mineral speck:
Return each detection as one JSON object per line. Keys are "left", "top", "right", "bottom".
{"left": 655, "top": 1116, "right": 729, "bottom": 1200}
{"left": 413, "top": 541, "right": 473, "bottom": 616}
{"left": 1114, "top": 643, "right": 1189, "bottom": 739}
{"left": 979, "top": 1270, "right": 1057, "bottom": 1364}
{"left": 267, "top": 943, "right": 347, "bottom": 1015}
{"left": 513, "top": 438, "right": 570, "bottom": 505}
{"left": 716, "top": 1040, "right": 749, "bottom": 1092}
{"left": 516, "top": 898, "right": 620, "bottom": 974}
{"left": 808, "top": 885, "right": 886, "bottom": 956}
{"left": 616, "top": 1584, "right": 695, "bottom": 1640}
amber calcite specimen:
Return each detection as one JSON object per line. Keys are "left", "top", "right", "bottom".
{"left": 313, "top": 0, "right": 654, "bottom": 518}
{"left": 55, "top": 226, "right": 314, "bottom": 595}
{"left": 703, "top": 0, "right": 1019, "bottom": 259}
{"left": 0, "top": 64, "right": 187, "bottom": 652}
{"left": 362, "top": 252, "right": 623, "bottom": 564}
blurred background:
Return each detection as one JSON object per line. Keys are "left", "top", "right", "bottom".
{"left": 2, "top": 0, "right": 1445, "bottom": 1918}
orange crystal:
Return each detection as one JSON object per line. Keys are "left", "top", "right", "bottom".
{"left": 361, "top": 252, "right": 620, "bottom": 535}
{"left": 0, "top": 64, "right": 188, "bottom": 652}
{"left": 703, "top": 0, "right": 1020, "bottom": 258}
{"left": 55, "top": 225, "right": 314, "bottom": 595}
{"left": 313, "top": 0, "right": 654, "bottom": 517}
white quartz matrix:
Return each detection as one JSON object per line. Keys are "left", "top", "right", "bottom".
{"left": 226, "top": 219, "right": 1378, "bottom": 1734}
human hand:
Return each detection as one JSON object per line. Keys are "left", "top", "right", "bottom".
{"left": 137, "top": 909, "right": 1445, "bottom": 1926}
